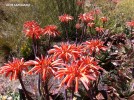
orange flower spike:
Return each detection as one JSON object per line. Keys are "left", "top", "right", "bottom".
{"left": 84, "top": 39, "right": 107, "bottom": 54}
{"left": 23, "top": 21, "right": 43, "bottom": 39}
{"left": 112, "top": 0, "right": 120, "bottom": 4}
{"left": 75, "top": 23, "right": 81, "bottom": 29}
{"left": 0, "top": 58, "right": 29, "bottom": 80}
{"left": 59, "top": 14, "right": 73, "bottom": 23}
{"left": 80, "top": 57, "right": 99, "bottom": 69}
{"left": 26, "top": 56, "right": 63, "bottom": 81}
{"left": 126, "top": 20, "right": 134, "bottom": 28}
{"left": 79, "top": 13, "right": 94, "bottom": 23}
{"left": 43, "top": 25, "right": 60, "bottom": 37}
{"left": 89, "top": 8, "right": 101, "bottom": 15}
{"left": 95, "top": 27, "right": 104, "bottom": 33}
{"left": 55, "top": 60, "right": 100, "bottom": 93}
{"left": 23, "top": 20, "right": 38, "bottom": 28}
{"left": 76, "top": 0, "right": 85, "bottom": 6}
{"left": 48, "top": 43, "right": 81, "bottom": 62}
{"left": 100, "top": 17, "right": 108, "bottom": 23}
{"left": 87, "top": 22, "right": 95, "bottom": 28}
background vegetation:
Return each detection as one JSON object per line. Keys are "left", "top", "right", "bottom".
{"left": 0, "top": 0, "right": 134, "bottom": 99}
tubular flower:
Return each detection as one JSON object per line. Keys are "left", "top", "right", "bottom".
{"left": 55, "top": 60, "right": 100, "bottom": 93}
{"left": 89, "top": 9, "right": 101, "bottom": 15}
{"left": 76, "top": 0, "right": 85, "bottom": 6}
{"left": 100, "top": 17, "right": 108, "bottom": 23}
{"left": 0, "top": 58, "right": 29, "bottom": 80}
{"left": 79, "top": 13, "right": 94, "bottom": 23}
{"left": 84, "top": 39, "right": 107, "bottom": 54}
{"left": 112, "top": 0, "right": 120, "bottom": 4}
{"left": 75, "top": 23, "right": 81, "bottom": 29}
{"left": 95, "top": 27, "right": 104, "bottom": 33}
{"left": 80, "top": 56, "right": 103, "bottom": 71}
{"left": 59, "top": 14, "right": 73, "bottom": 23}
{"left": 87, "top": 22, "right": 95, "bottom": 28}
{"left": 43, "top": 25, "right": 60, "bottom": 37}
{"left": 26, "top": 56, "right": 63, "bottom": 81}
{"left": 126, "top": 20, "right": 134, "bottom": 28}
{"left": 48, "top": 43, "right": 81, "bottom": 62}
{"left": 23, "top": 20, "right": 38, "bottom": 28}
{"left": 23, "top": 21, "right": 43, "bottom": 39}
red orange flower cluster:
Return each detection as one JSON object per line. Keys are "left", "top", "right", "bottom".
{"left": 95, "top": 27, "right": 104, "bottom": 33}
{"left": 23, "top": 21, "right": 60, "bottom": 39}
{"left": 84, "top": 39, "right": 107, "bottom": 54}
{"left": 25, "top": 56, "right": 63, "bottom": 81}
{"left": 48, "top": 43, "right": 81, "bottom": 62}
{"left": 1, "top": 12, "right": 109, "bottom": 95}
{"left": 23, "top": 21, "right": 43, "bottom": 39}
{"left": 59, "top": 14, "right": 74, "bottom": 23}
{"left": 0, "top": 39, "right": 107, "bottom": 94}
{"left": 89, "top": 9, "right": 101, "bottom": 15}
{"left": 0, "top": 58, "right": 28, "bottom": 80}
{"left": 76, "top": 0, "right": 85, "bottom": 6}
{"left": 55, "top": 56, "right": 102, "bottom": 93}
{"left": 112, "top": 0, "right": 120, "bottom": 4}
{"left": 126, "top": 20, "right": 134, "bottom": 28}
{"left": 43, "top": 25, "right": 60, "bottom": 37}
{"left": 100, "top": 17, "right": 108, "bottom": 23}
{"left": 79, "top": 13, "right": 94, "bottom": 23}
{"left": 75, "top": 23, "right": 81, "bottom": 29}
{"left": 87, "top": 22, "right": 95, "bottom": 28}
{"left": 47, "top": 41, "right": 106, "bottom": 93}
{"left": 23, "top": 20, "right": 38, "bottom": 28}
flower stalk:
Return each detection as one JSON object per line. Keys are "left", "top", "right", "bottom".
{"left": 43, "top": 81, "right": 50, "bottom": 100}
{"left": 75, "top": 29, "right": 78, "bottom": 45}
{"left": 32, "top": 35, "right": 42, "bottom": 97}
{"left": 65, "top": 23, "right": 69, "bottom": 42}
{"left": 32, "top": 35, "right": 37, "bottom": 58}
{"left": 48, "top": 35, "right": 51, "bottom": 49}
{"left": 80, "top": 24, "right": 87, "bottom": 42}
{"left": 18, "top": 73, "right": 33, "bottom": 100}
{"left": 71, "top": 81, "right": 75, "bottom": 99}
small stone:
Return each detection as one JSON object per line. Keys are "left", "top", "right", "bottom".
{"left": 7, "top": 97, "right": 12, "bottom": 100}
{"left": 2, "top": 95, "right": 7, "bottom": 100}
